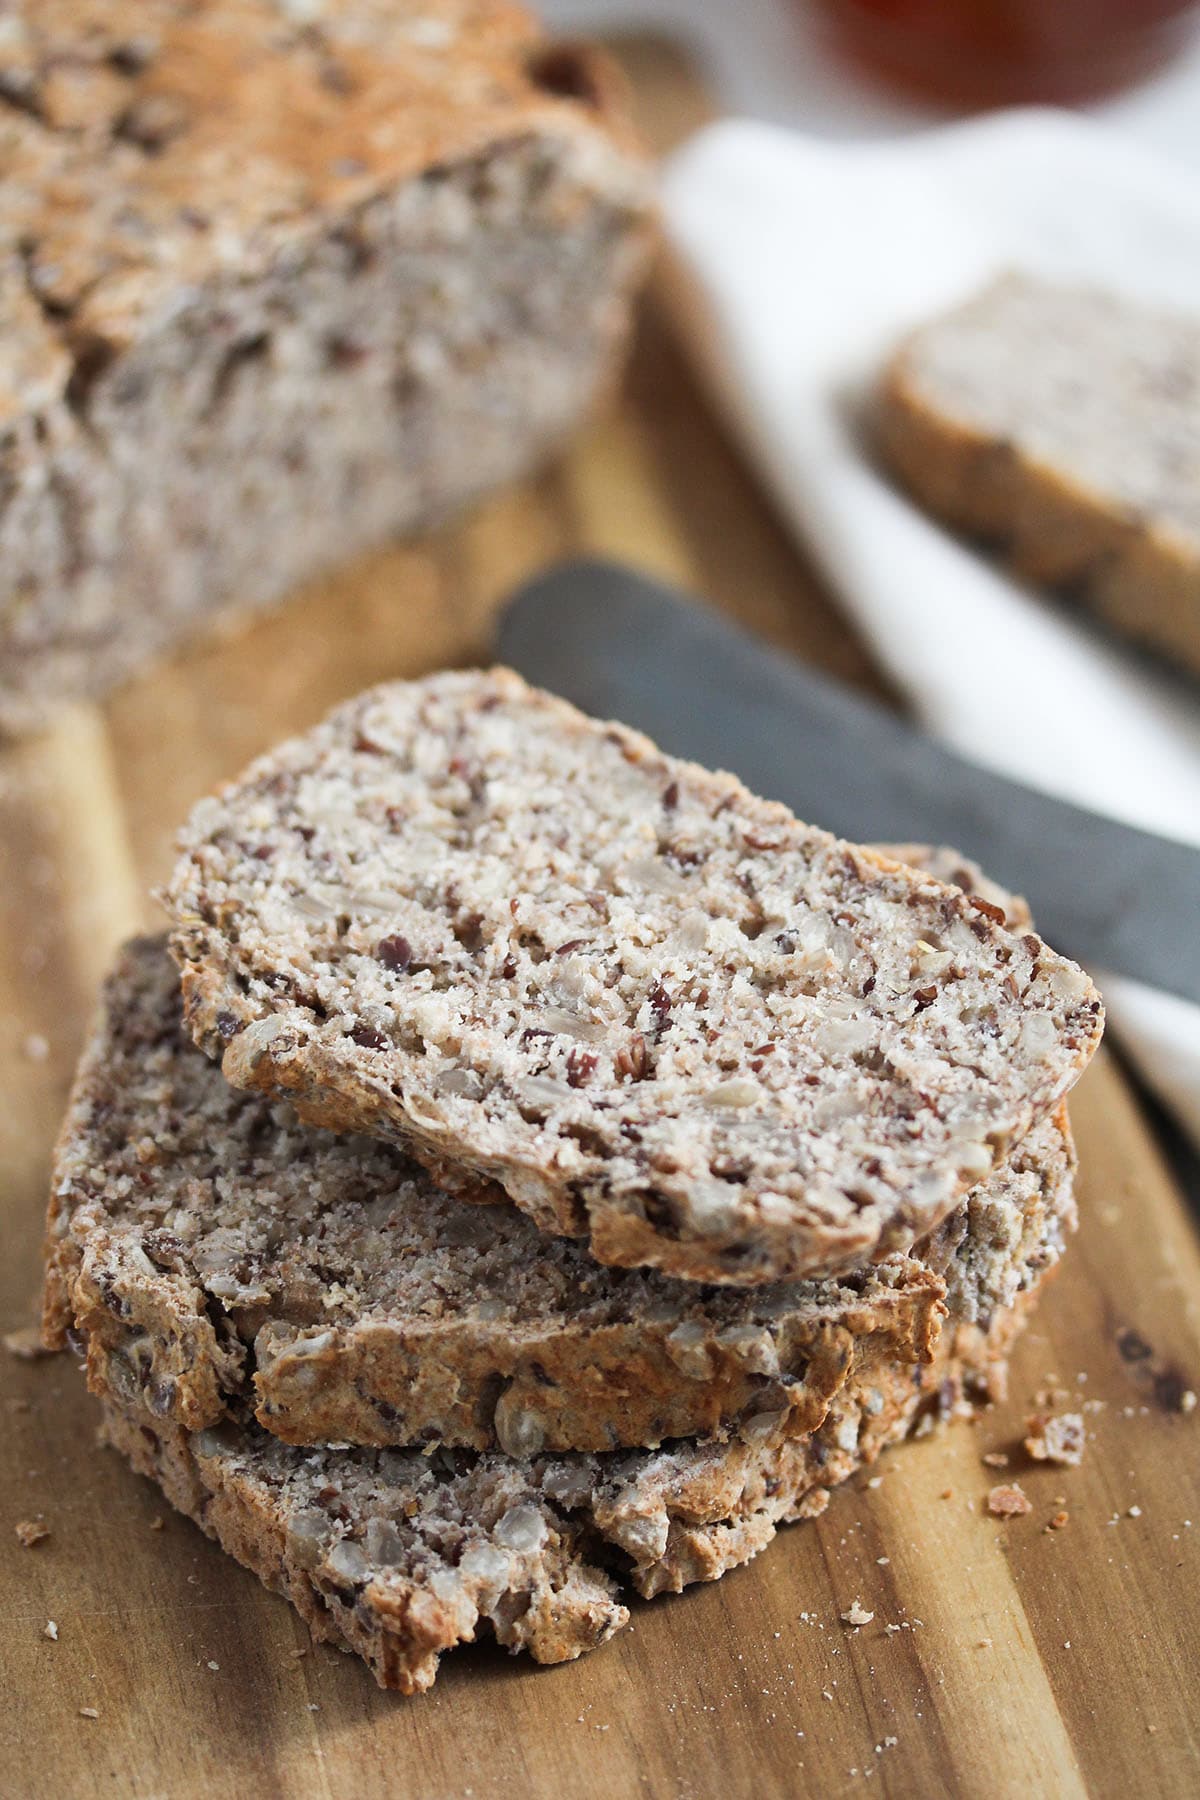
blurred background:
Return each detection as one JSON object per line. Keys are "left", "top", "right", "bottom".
{"left": 545, "top": 0, "right": 1200, "bottom": 156}
{"left": 3, "top": 7, "right": 1199, "bottom": 1793}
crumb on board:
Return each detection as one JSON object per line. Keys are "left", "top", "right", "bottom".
{"left": 43, "top": 1620, "right": 58, "bottom": 1641}
{"left": 841, "top": 1601, "right": 874, "bottom": 1627}
{"left": 78, "top": 1708, "right": 99, "bottom": 1720}
{"left": 1025, "top": 1412, "right": 1085, "bottom": 1466}
{"left": 149, "top": 1515, "right": 165, "bottom": 1531}
{"left": 4, "top": 1327, "right": 51, "bottom": 1361}
{"left": 1047, "top": 1511, "right": 1070, "bottom": 1531}
{"left": 1180, "top": 1390, "right": 1197, "bottom": 1414}
{"left": 15, "top": 1519, "right": 49, "bottom": 1547}
{"left": 987, "top": 1484, "right": 1032, "bottom": 1519}
{"left": 22, "top": 1033, "right": 50, "bottom": 1062}
{"left": 982, "top": 1451, "right": 1009, "bottom": 1469}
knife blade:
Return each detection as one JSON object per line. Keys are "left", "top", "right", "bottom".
{"left": 497, "top": 558, "right": 1200, "bottom": 1003}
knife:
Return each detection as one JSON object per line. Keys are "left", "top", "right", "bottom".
{"left": 497, "top": 558, "right": 1200, "bottom": 1004}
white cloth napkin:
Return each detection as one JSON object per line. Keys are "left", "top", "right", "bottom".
{"left": 658, "top": 109, "right": 1200, "bottom": 1141}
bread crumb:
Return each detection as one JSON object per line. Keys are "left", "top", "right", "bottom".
{"left": 22, "top": 1033, "right": 50, "bottom": 1062}
{"left": 78, "top": 1708, "right": 99, "bottom": 1720}
{"left": 876, "top": 1556, "right": 889, "bottom": 1566}
{"left": 982, "top": 1451, "right": 1008, "bottom": 1468}
{"left": 1048, "top": 1511, "right": 1070, "bottom": 1531}
{"left": 43, "top": 1620, "right": 58, "bottom": 1641}
{"left": 987, "top": 1483, "right": 1032, "bottom": 1518}
{"left": 841, "top": 1601, "right": 874, "bottom": 1627}
{"left": 866, "top": 1476, "right": 883, "bottom": 1489}
{"left": 4, "top": 1327, "right": 50, "bottom": 1361}
{"left": 1025, "top": 1412, "right": 1085, "bottom": 1466}
{"left": 940, "top": 1488, "right": 954, "bottom": 1500}
{"left": 1180, "top": 1390, "right": 1197, "bottom": 1414}
{"left": 976, "top": 1638, "right": 993, "bottom": 1649}
{"left": 149, "top": 1515, "right": 165, "bottom": 1531}
{"left": 15, "top": 1519, "right": 49, "bottom": 1547}
{"left": 1128, "top": 1504, "right": 1142, "bottom": 1518}
{"left": 207, "top": 1660, "right": 220, "bottom": 1672}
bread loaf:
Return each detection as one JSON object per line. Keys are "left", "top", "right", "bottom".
{"left": 0, "top": 1, "right": 651, "bottom": 731}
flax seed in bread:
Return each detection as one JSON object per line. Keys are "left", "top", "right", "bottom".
{"left": 164, "top": 668, "right": 1103, "bottom": 1284}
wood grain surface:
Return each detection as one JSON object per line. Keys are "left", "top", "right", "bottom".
{"left": 2, "top": 38, "right": 1198, "bottom": 1800}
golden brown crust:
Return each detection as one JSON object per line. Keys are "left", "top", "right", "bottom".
{"left": 1, "top": 1, "right": 646, "bottom": 399}
{"left": 253, "top": 1313, "right": 882, "bottom": 1452}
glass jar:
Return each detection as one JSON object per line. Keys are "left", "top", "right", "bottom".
{"left": 814, "top": 0, "right": 1200, "bottom": 107}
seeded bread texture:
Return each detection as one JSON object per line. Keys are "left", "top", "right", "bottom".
{"left": 164, "top": 668, "right": 1102, "bottom": 1284}
{"left": 43, "top": 936, "right": 1073, "bottom": 1452}
{"left": 878, "top": 273, "right": 1200, "bottom": 677}
{"left": 0, "top": 1, "right": 651, "bottom": 733}
{"left": 94, "top": 1255, "right": 1043, "bottom": 1693}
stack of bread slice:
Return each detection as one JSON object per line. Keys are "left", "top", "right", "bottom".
{"left": 43, "top": 670, "right": 1103, "bottom": 1693}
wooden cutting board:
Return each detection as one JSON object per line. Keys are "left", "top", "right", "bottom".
{"left": 2, "top": 38, "right": 1198, "bottom": 1800}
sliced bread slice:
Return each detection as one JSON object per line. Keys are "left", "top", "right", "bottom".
{"left": 94, "top": 1242, "right": 1045, "bottom": 1694}
{"left": 45, "top": 933, "right": 1073, "bottom": 1453}
{"left": 878, "top": 273, "right": 1200, "bottom": 676}
{"left": 164, "top": 668, "right": 1102, "bottom": 1283}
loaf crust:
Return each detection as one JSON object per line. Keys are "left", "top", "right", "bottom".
{"left": 47, "top": 934, "right": 1073, "bottom": 1452}
{"left": 878, "top": 273, "right": 1200, "bottom": 676}
{"left": 164, "top": 669, "right": 1102, "bottom": 1284}
{"left": 0, "top": 2, "right": 652, "bottom": 731}
{"left": 95, "top": 1263, "right": 1044, "bottom": 1693}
